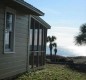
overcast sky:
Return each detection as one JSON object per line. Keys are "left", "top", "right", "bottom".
{"left": 25, "top": 0, "right": 86, "bottom": 56}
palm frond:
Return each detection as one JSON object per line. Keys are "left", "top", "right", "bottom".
{"left": 53, "top": 43, "right": 57, "bottom": 47}
{"left": 47, "top": 36, "right": 51, "bottom": 42}
{"left": 75, "top": 34, "right": 86, "bottom": 45}
{"left": 51, "top": 36, "right": 56, "bottom": 42}
{"left": 47, "top": 36, "right": 57, "bottom": 43}
{"left": 80, "top": 23, "right": 86, "bottom": 34}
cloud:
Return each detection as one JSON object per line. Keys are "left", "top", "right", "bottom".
{"left": 47, "top": 26, "right": 86, "bottom": 56}
{"left": 67, "top": 46, "right": 86, "bottom": 56}
{"left": 48, "top": 26, "right": 78, "bottom": 46}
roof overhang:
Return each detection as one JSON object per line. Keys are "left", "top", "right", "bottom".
{"left": 31, "top": 15, "right": 51, "bottom": 29}
{"left": 1, "top": 0, "right": 44, "bottom": 16}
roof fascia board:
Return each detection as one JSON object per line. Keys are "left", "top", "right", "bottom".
{"left": 31, "top": 15, "right": 51, "bottom": 29}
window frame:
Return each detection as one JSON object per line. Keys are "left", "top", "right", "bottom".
{"left": 4, "top": 7, "right": 16, "bottom": 54}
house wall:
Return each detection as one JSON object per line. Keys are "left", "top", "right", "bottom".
{"left": 0, "top": 5, "right": 4, "bottom": 54}
{"left": 0, "top": 5, "right": 29, "bottom": 79}
{"left": 0, "top": 4, "right": 49, "bottom": 80}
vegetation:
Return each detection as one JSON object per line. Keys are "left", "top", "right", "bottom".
{"left": 47, "top": 36, "right": 57, "bottom": 60}
{"left": 53, "top": 43, "right": 57, "bottom": 56}
{"left": 75, "top": 23, "right": 86, "bottom": 45}
{"left": 16, "top": 64, "right": 86, "bottom": 80}
{"left": 53, "top": 43, "right": 57, "bottom": 62}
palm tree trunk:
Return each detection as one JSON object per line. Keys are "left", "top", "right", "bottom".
{"left": 55, "top": 52, "right": 56, "bottom": 62}
{"left": 54, "top": 48, "right": 57, "bottom": 62}
{"left": 50, "top": 49, "right": 52, "bottom": 61}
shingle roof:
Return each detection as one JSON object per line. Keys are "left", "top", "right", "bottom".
{"left": 2, "top": 0, "right": 44, "bottom": 16}
{"left": 13, "top": 0, "right": 44, "bottom": 16}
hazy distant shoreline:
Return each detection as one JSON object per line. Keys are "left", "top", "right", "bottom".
{"left": 46, "top": 46, "right": 86, "bottom": 57}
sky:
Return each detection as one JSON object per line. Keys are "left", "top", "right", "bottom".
{"left": 25, "top": 0, "right": 86, "bottom": 56}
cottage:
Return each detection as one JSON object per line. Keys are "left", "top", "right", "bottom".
{"left": 0, "top": 0, "right": 51, "bottom": 79}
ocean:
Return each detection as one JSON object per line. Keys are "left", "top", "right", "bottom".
{"left": 46, "top": 46, "right": 78, "bottom": 57}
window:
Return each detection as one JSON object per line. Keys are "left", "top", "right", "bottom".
{"left": 34, "top": 29, "right": 38, "bottom": 50}
{"left": 39, "top": 29, "right": 42, "bottom": 51}
{"left": 4, "top": 12, "right": 15, "bottom": 53}
{"left": 34, "top": 29, "right": 38, "bottom": 46}
{"left": 39, "top": 29, "right": 42, "bottom": 45}
{"left": 30, "top": 29, "right": 32, "bottom": 45}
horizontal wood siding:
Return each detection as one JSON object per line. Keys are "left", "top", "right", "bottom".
{"left": 0, "top": 66, "right": 26, "bottom": 79}
{"left": 0, "top": 7, "right": 29, "bottom": 79}
{"left": 0, "top": 6, "right": 4, "bottom": 55}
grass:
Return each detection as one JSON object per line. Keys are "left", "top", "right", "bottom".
{"left": 16, "top": 64, "right": 86, "bottom": 80}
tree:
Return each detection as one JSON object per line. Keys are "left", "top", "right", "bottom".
{"left": 53, "top": 43, "right": 57, "bottom": 62}
{"left": 53, "top": 43, "right": 57, "bottom": 56}
{"left": 47, "top": 36, "right": 56, "bottom": 60}
{"left": 75, "top": 23, "right": 86, "bottom": 45}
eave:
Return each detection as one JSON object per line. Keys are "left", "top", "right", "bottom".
{"left": 1, "top": 0, "right": 44, "bottom": 16}
{"left": 31, "top": 15, "right": 51, "bottom": 29}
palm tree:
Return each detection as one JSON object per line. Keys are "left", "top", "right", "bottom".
{"left": 75, "top": 23, "right": 86, "bottom": 45}
{"left": 53, "top": 43, "right": 57, "bottom": 62}
{"left": 53, "top": 43, "right": 57, "bottom": 56}
{"left": 47, "top": 36, "right": 56, "bottom": 60}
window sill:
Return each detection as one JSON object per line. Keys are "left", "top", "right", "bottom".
{"left": 4, "top": 52, "right": 15, "bottom": 54}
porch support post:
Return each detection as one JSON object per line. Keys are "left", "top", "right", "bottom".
{"left": 41, "top": 27, "right": 44, "bottom": 66}
{"left": 37, "top": 23, "right": 40, "bottom": 67}
{"left": 26, "top": 15, "right": 31, "bottom": 72}
{"left": 44, "top": 29, "right": 47, "bottom": 65}
{"left": 32, "top": 19, "right": 35, "bottom": 68}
